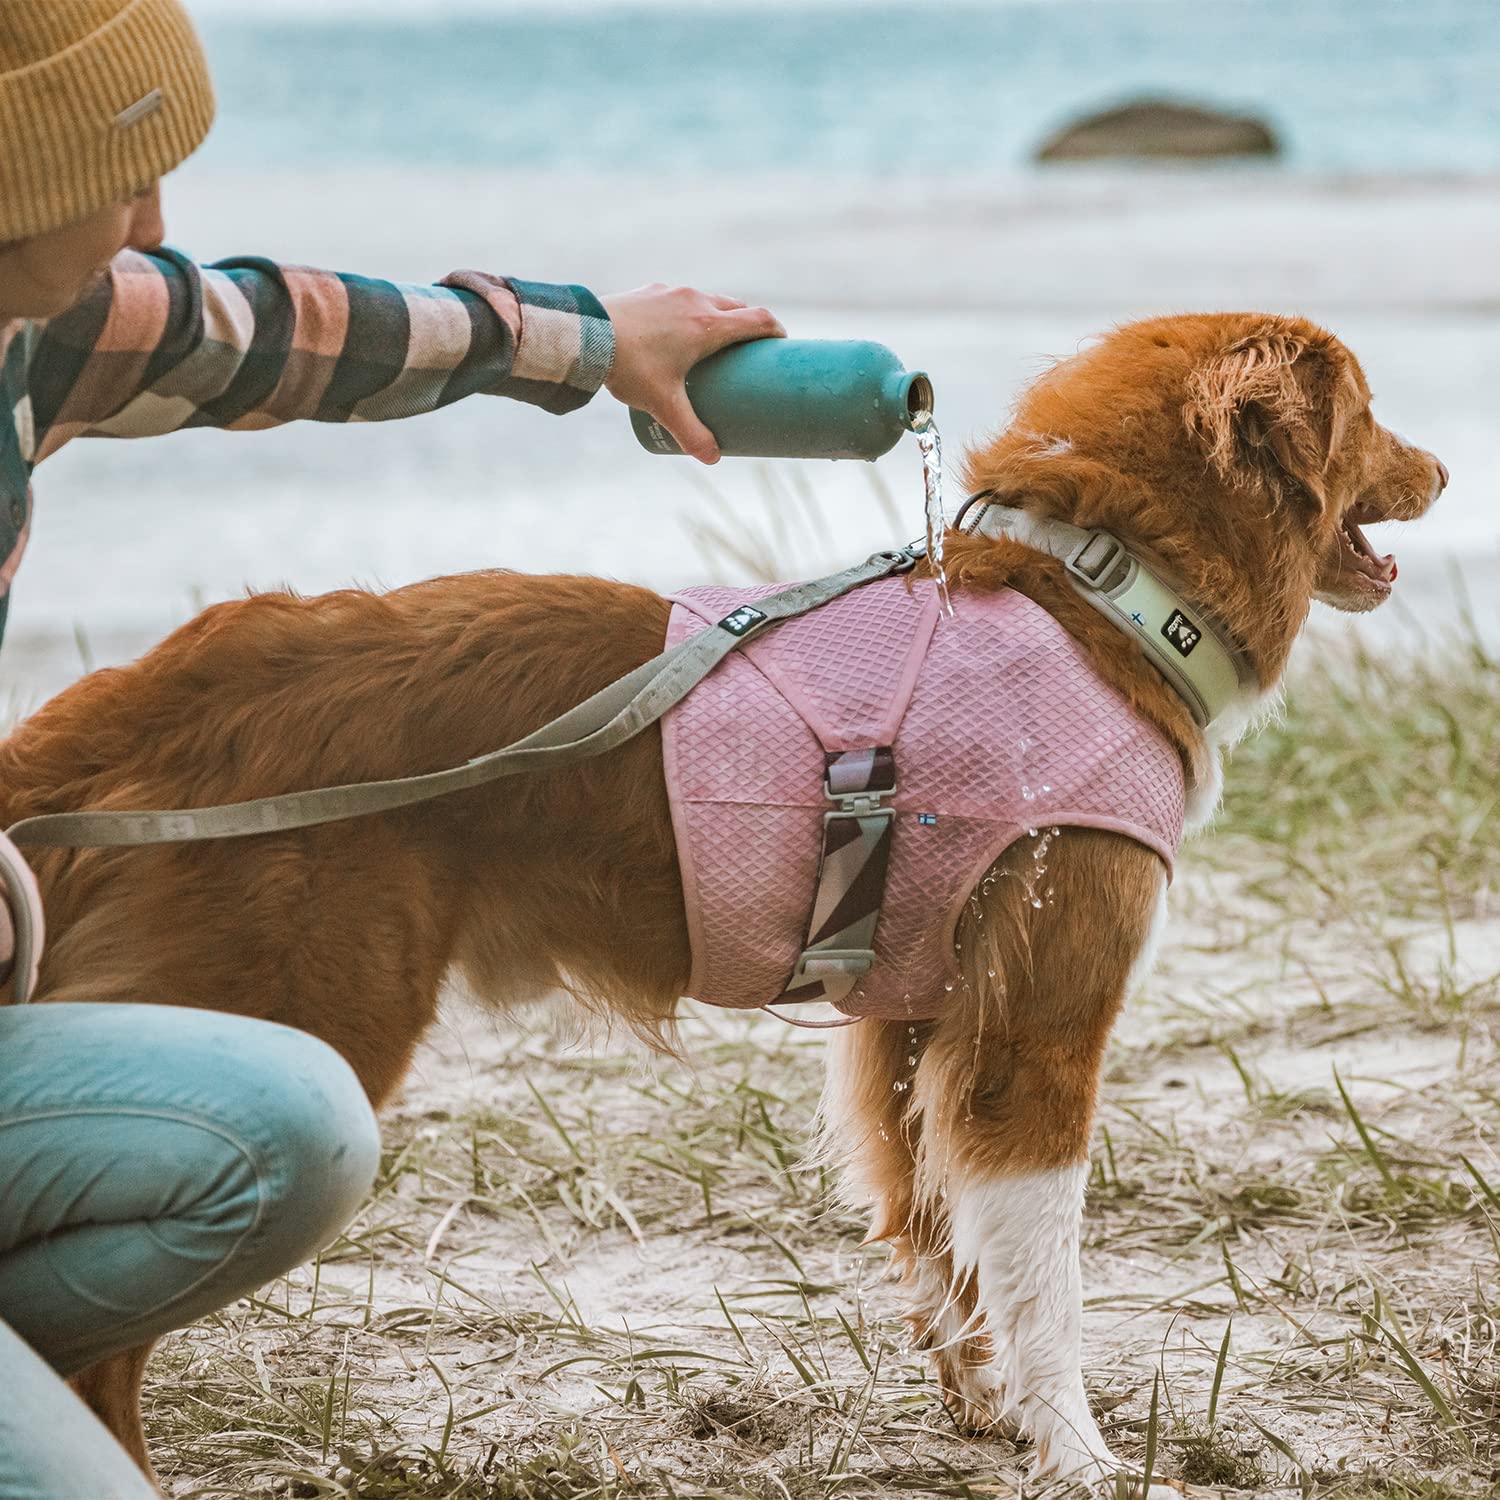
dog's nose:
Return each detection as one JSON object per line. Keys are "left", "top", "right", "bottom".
{"left": 1435, "top": 457, "right": 1450, "bottom": 490}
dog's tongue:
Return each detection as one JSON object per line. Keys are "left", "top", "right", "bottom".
{"left": 1345, "top": 518, "right": 1397, "bottom": 582}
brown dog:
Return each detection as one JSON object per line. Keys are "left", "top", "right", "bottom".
{"left": 0, "top": 312, "right": 1446, "bottom": 1490}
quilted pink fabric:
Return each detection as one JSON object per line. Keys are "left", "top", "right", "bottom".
{"left": 661, "top": 578, "right": 1185, "bottom": 1021}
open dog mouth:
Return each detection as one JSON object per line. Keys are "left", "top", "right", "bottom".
{"left": 1338, "top": 507, "right": 1397, "bottom": 594}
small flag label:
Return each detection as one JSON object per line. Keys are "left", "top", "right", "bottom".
{"left": 918, "top": 812, "right": 938, "bottom": 827}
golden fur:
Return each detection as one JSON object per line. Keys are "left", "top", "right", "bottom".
{"left": 0, "top": 312, "right": 1445, "bottom": 1488}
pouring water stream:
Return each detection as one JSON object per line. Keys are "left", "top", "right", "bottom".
{"left": 913, "top": 417, "right": 954, "bottom": 617}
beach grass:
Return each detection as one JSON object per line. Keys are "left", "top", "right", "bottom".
{"left": 126, "top": 601, "right": 1500, "bottom": 1498}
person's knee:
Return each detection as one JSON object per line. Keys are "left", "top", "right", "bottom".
{"left": 240, "top": 1029, "right": 382, "bottom": 1263}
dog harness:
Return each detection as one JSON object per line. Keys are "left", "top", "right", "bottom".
{"left": 662, "top": 577, "right": 1186, "bottom": 1023}
{"left": 6, "top": 521, "right": 1218, "bottom": 1023}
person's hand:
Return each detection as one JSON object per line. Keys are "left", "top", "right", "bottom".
{"left": 0, "top": 896, "right": 13, "bottom": 983}
{"left": 600, "top": 284, "right": 784, "bottom": 464}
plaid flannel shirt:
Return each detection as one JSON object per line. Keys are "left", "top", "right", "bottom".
{"left": 0, "top": 248, "right": 615, "bottom": 649}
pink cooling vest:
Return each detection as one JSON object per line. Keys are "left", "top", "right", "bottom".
{"left": 661, "top": 578, "right": 1185, "bottom": 1021}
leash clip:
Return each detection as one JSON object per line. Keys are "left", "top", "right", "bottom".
{"left": 876, "top": 541, "right": 927, "bottom": 573}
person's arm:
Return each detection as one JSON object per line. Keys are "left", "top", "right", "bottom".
{"left": 26, "top": 251, "right": 781, "bottom": 465}
{"left": 24, "top": 247, "right": 614, "bottom": 461}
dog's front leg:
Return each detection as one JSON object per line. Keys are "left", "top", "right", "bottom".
{"left": 913, "top": 831, "right": 1167, "bottom": 1488}
{"left": 949, "top": 1162, "right": 1109, "bottom": 1479}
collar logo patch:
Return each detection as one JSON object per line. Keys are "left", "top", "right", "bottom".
{"left": 719, "top": 605, "right": 767, "bottom": 637}
{"left": 1161, "top": 609, "right": 1201, "bottom": 657}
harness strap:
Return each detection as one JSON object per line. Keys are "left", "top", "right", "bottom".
{"left": 763, "top": 745, "right": 898, "bottom": 1029}
{"left": 3, "top": 545, "right": 922, "bottom": 1006}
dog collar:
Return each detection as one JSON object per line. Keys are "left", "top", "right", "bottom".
{"left": 965, "top": 499, "right": 1251, "bottom": 729}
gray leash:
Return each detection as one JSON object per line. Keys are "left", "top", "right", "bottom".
{"left": 2, "top": 546, "right": 921, "bottom": 1000}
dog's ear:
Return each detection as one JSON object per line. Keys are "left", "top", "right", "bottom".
{"left": 1186, "top": 327, "right": 1363, "bottom": 512}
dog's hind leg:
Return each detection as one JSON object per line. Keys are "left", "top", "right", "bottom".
{"left": 69, "top": 1342, "right": 159, "bottom": 1487}
{"left": 909, "top": 830, "right": 1167, "bottom": 1487}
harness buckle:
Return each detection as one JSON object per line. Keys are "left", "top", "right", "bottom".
{"left": 775, "top": 746, "right": 898, "bottom": 1010}
{"left": 823, "top": 746, "right": 898, "bottom": 813}
{"left": 824, "top": 786, "right": 896, "bottom": 820}
{"left": 1065, "top": 529, "right": 1130, "bottom": 592}
{"left": 786, "top": 947, "right": 877, "bottom": 986}
{"left": 822, "top": 762, "right": 895, "bottom": 857}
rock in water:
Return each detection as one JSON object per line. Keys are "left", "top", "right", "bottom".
{"left": 1036, "top": 99, "right": 1280, "bottom": 162}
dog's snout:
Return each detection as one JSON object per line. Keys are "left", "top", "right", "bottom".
{"left": 1435, "top": 457, "right": 1450, "bottom": 491}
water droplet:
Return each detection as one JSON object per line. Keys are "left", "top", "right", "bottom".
{"left": 1027, "top": 827, "right": 1039, "bottom": 839}
{"left": 907, "top": 1055, "right": 918, "bottom": 1067}
{"left": 944, "top": 979, "right": 956, "bottom": 992}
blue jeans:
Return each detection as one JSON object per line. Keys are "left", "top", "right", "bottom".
{"left": 0, "top": 1003, "right": 382, "bottom": 1500}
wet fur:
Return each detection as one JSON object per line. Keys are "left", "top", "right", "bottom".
{"left": 0, "top": 312, "right": 1443, "bottom": 1488}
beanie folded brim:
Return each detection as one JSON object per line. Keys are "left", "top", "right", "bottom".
{"left": 0, "top": 0, "right": 215, "bottom": 241}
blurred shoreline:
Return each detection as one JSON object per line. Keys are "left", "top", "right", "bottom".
{"left": 5, "top": 166, "right": 1497, "bottom": 709}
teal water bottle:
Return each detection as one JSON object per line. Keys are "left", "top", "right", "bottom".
{"left": 630, "top": 338, "right": 933, "bottom": 460}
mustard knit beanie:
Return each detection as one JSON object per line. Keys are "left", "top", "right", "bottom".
{"left": 0, "top": 0, "right": 215, "bottom": 241}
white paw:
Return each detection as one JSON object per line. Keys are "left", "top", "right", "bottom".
{"left": 942, "top": 1358, "right": 1022, "bottom": 1439}
{"left": 1034, "top": 1440, "right": 1185, "bottom": 1499}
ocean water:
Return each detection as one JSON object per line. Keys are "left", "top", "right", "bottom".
{"left": 6, "top": 2, "right": 1499, "bottom": 700}
{"left": 190, "top": 0, "right": 1500, "bottom": 175}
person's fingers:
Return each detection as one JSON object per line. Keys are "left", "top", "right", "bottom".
{"left": 700, "top": 305, "right": 785, "bottom": 355}
{"left": 656, "top": 388, "right": 720, "bottom": 465}
{"left": 707, "top": 293, "right": 748, "bottom": 311}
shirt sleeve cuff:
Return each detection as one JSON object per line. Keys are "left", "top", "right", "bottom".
{"left": 441, "top": 271, "right": 614, "bottom": 415}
